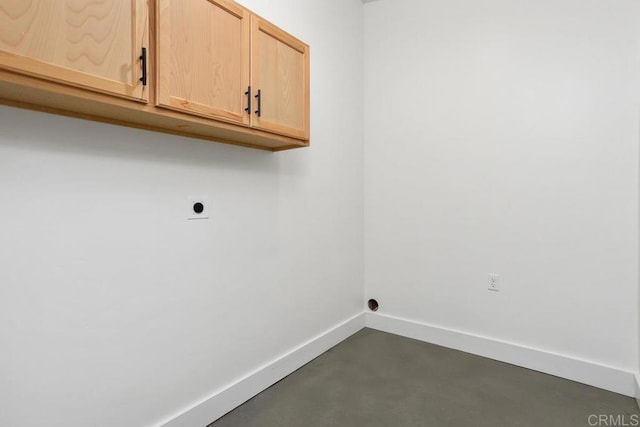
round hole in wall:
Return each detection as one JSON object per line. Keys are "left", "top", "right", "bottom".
{"left": 368, "top": 299, "right": 379, "bottom": 312}
{"left": 193, "top": 202, "right": 205, "bottom": 214}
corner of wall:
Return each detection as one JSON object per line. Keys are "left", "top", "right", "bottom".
{"left": 635, "top": 374, "right": 640, "bottom": 409}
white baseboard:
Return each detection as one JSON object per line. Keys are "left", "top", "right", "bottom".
{"left": 158, "top": 310, "right": 636, "bottom": 426}
{"left": 365, "top": 312, "right": 636, "bottom": 397}
{"left": 159, "top": 313, "right": 366, "bottom": 427}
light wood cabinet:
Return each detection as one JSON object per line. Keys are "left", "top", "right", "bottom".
{"left": 0, "top": 0, "right": 149, "bottom": 102}
{"left": 157, "top": 0, "right": 250, "bottom": 125}
{"left": 251, "top": 16, "right": 309, "bottom": 140}
{"left": 156, "top": 0, "right": 309, "bottom": 140}
{"left": 0, "top": 0, "right": 310, "bottom": 151}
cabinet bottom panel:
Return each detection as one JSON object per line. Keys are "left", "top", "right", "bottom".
{"left": 0, "top": 71, "right": 309, "bottom": 152}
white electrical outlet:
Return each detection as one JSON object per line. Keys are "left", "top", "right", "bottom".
{"left": 187, "top": 197, "right": 209, "bottom": 220}
{"left": 488, "top": 274, "right": 500, "bottom": 292}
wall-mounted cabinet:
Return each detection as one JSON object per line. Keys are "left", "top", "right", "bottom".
{"left": 156, "top": 0, "right": 309, "bottom": 140}
{"left": 251, "top": 16, "right": 309, "bottom": 139}
{"left": 0, "top": 0, "right": 310, "bottom": 151}
{"left": 157, "top": 0, "right": 250, "bottom": 125}
{"left": 0, "top": 0, "right": 149, "bottom": 102}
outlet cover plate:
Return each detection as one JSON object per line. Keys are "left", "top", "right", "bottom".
{"left": 187, "top": 197, "right": 209, "bottom": 220}
{"left": 488, "top": 274, "right": 500, "bottom": 292}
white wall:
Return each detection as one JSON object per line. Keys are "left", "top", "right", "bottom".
{"left": 364, "top": 0, "right": 639, "bottom": 372}
{"left": 0, "top": 0, "right": 364, "bottom": 425}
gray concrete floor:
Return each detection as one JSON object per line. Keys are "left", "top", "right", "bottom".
{"left": 210, "top": 328, "right": 639, "bottom": 427}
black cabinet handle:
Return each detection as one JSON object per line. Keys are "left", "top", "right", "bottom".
{"left": 255, "top": 89, "right": 261, "bottom": 117}
{"left": 244, "top": 86, "right": 251, "bottom": 115}
{"left": 139, "top": 47, "right": 147, "bottom": 86}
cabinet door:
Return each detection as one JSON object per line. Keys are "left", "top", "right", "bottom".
{"left": 157, "top": 0, "right": 250, "bottom": 126}
{"left": 251, "top": 16, "right": 309, "bottom": 140}
{"left": 0, "top": 0, "right": 149, "bottom": 102}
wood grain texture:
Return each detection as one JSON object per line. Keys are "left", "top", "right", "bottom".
{"left": 157, "top": 0, "right": 250, "bottom": 125}
{"left": 0, "top": 0, "right": 310, "bottom": 151}
{"left": 0, "top": 0, "right": 148, "bottom": 101}
{"left": 250, "top": 15, "right": 309, "bottom": 140}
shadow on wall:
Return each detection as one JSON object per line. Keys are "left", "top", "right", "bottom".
{"left": 0, "top": 106, "right": 279, "bottom": 175}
